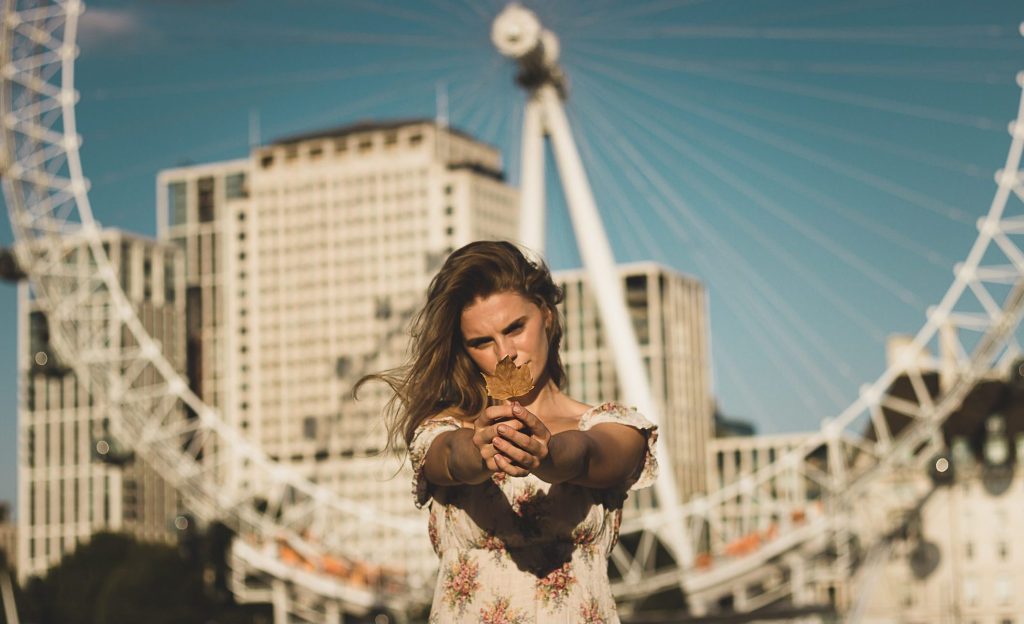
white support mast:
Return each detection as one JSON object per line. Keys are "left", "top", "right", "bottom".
{"left": 519, "top": 97, "right": 546, "bottom": 254}
{"left": 492, "top": 3, "right": 691, "bottom": 567}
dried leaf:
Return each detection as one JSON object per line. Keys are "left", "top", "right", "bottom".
{"left": 482, "top": 355, "right": 535, "bottom": 401}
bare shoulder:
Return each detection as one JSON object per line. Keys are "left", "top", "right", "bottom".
{"left": 429, "top": 406, "right": 474, "bottom": 429}
{"left": 546, "top": 396, "right": 593, "bottom": 434}
{"left": 565, "top": 396, "right": 593, "bottom": 419}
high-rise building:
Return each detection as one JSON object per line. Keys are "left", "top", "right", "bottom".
{"left": 555, "top": 262, "right": 713, "bottom": 501}
{"left": 157, "top": 121, "right": 520, "bottom": 582}
{"left": 157, "top": 158, "right": 251, "bottom": 494}
{"left": 16, "top": 230, "right": 183, "bottom": 581}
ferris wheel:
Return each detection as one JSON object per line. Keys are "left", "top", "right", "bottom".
{"left": 3, "top": 0, "right": 1024, "bottom": 621}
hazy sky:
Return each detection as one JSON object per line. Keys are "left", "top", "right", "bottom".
{"left": 1, "top": 0, "right": 1023, "bottom": 511}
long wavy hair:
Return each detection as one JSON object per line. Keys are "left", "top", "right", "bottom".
{"left": 357, "top": 240, "right": 565, "bottom": 452}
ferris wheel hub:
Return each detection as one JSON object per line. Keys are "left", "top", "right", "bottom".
{"left": 491, "top": 4, "right": 541, "bottom": 59}
{"left": 492, "top": 3, "right": 567, "bottom": 96}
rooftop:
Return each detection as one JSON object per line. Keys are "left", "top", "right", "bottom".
{"left": 270, "top": 118, "right": 483, "bottom": 147}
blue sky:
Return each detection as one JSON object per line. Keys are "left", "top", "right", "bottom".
{"left": 1, "top": 0, "right": 1022, "bottom": 511}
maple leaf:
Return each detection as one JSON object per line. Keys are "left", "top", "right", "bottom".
{"left": 482, "top": 355, "right": 535, "bottom": 401}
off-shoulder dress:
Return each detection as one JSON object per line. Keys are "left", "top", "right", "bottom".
{"left": 409, "top": 401, "right": 659, "bottom": 624}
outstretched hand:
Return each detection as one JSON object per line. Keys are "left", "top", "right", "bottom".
{"left": 491, "top": 402, "right": 551, "bottom": 477}
{"left": 472, "top": 405, "right": 525, "bottom": 473}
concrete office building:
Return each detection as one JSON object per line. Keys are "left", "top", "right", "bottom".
{"left": 555, "top": 262, "right": 713, "bottom": 501}
{"left": 157, "top": 120, "right": 519, "bottom": 557}
{"left": 16, "top": 230, "right": 183, "bottom": 580}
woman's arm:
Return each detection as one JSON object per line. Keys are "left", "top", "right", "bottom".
{"left": 492, "top": 404, "right": 647, "bottom": 488}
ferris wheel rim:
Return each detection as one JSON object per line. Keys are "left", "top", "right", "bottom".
{"left": 0, "top": 0, "right": 432, "bottom": 608}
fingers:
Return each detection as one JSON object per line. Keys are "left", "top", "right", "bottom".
{"left": 496, "top": 424, "right": 540, "bottom": 455}
{"left": 473, "top": 403, "right": 547, "bottom": 477}
{"left": 509, "top": 402, "right": 548, "bottom": 436}
{"left": 492, "top": 435, "right": 537, "bottom": 469}
{"left": 494, "top": 453, "right": 530, "bottom": 477}
{"left": 480, "top": 404, "right": 514, "bottom": 424}
{"left": 472, "top": 418, "right": 522, "bottom": 446}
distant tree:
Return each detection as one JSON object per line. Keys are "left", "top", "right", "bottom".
{"left": 96, "top": 542, "right": 208, "bottom": 624}
{"left": 14, "top": 531, "right": 270, "bottom": 624}
{"left": 31, "top": 533, "right": 134, "bottom": 624}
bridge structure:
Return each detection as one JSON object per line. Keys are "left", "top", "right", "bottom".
{"left": 2, "top": 1, "right": 1024, "bottom": 621}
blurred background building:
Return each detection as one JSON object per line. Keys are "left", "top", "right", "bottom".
{"left": 556, "top": 262, "right": 713, "bottom": 502}
{"left": 15, "top": 230, "right": 183, "bottom": 581}
{"left": 850, "top": 358, "right": 1024, "bottom": 622}
{"left": 157, "top": 120, "right": 520, "bottom": 579}
{"left": 703, "top": 335, "right": 1024, "bottom": 620}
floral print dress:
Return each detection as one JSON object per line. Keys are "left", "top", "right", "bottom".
{"left": 410, "top": 402, "right": 658, "bottom": 624}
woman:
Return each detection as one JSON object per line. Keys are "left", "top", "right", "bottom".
{"left": 362, "top": 240, "right": 657, "bottom": 623}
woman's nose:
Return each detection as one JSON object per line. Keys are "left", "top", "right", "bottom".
{"left": 494, "top": 338, "right": 517, "bottom": 361}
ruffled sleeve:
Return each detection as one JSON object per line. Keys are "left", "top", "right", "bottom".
{"left": 408, "top": 416, "right": 463, "bottom": 508}
{"left": 578, "top": 402, "right": 659, "bottom": 491}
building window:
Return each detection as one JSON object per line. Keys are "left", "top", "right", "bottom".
{"left": 225, "top": 173, "right": 248, "bottom": 199}
{"left": 164, "top": 253, "right": 176, "bottom": 303}
{"left": 169, "top": 181, "right": 187, "bottom": 225}
{"left": 27, "top": 425, "right": 35, "bottom": 468}
{"left": 303, "top": 417, "right": 318, "bottom": 440}
{"left": 964, "top": 578, "right": 978, "bottom": 607}
{"left": 996, "top": 578, "right": 1011, "bottom": 605}
{"left": 626, "top": 274, "right": 650, "bottom": 345}
{"left": 197, "top": 177, "right": 215, "bottom": 222}
{"left": 901, "top": 586, "right": 914, "bottom": 607}
{"left": 965, "top": 542, "right": 974, "bottom": 560}
{"left": 998, "top": 541, "right": 1010, "bottom": 561}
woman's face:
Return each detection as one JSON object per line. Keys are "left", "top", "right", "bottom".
{"left": 460, "top": 290, "right": 552, "bottom": 383}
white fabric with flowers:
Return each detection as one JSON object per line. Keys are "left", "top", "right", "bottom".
{"left": 409, "top": 401, "right": 658, "bottom": 624}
